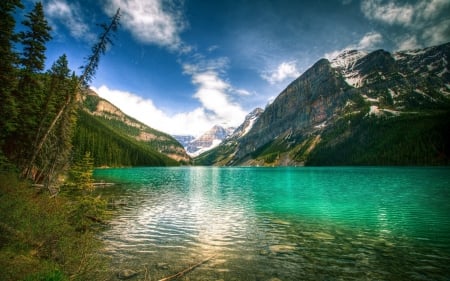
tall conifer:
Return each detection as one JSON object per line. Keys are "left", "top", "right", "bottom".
{"left": 0, "top": 0, "right": 23, "bottom": 148}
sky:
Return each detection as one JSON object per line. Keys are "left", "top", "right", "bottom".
{"left": 18, "top": 0, "right": 450, "bottom": 137}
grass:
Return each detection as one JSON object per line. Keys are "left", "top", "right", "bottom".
{"left": 0, "top": 172, "right": 110, "bottom": 281}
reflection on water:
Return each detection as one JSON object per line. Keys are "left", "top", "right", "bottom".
{"left": 95, "top": 167, "right": 450, "bottom": 280}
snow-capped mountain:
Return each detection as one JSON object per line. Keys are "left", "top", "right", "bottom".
{"left": 195, "top": 42, "right": 450, "bottom": 166}
{"left": 183, "top": 125, "right": 235, "bottom": 157}
{"left": 229, "top": 108, "right": 264, "bottom": 139}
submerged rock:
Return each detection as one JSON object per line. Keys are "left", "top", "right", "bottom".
{"left": 312, "top": 232, "right": 335, "bottom": 240}
{"left": 269, "top": 244, "right": 296, "bottom": 254}
{"left": 157, "top": 262, "right": 169, "bottom": 270}
{"left": 117, "top": 269, "right": 138, "bottom": 279}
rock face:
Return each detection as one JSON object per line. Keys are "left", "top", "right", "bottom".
{"left": 195, "top": 42, "right": 450, "bottom": 166}
{"left": 229, "top": 108, "right": 264, "bottom": 139}
{"left": 236, "top": 59, "right": 352, "bottom": 161}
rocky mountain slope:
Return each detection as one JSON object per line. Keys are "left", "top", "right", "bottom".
{"left": 180, "top": 125, "right": 235, "bottom": 157}
{"left": 73, "top": 90, "right": 191, "bottom": 166}
{"left": 195, "top": 42, "right": 450, "bottom": 166}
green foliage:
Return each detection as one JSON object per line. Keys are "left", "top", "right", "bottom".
{"left": 79, "top": 8, "right": 120, "bottom": 86}
{"left": 0, "top": 172, "right": 109, "bottom": 281}
{"left": 23, "top": 269, "right": 67, "bottom": 281}
{"left": 68, "top": 152, "right": 94, "bottom": 191}
{"left": 194, "top": 142, "right": 237, "bottom": 166}
{"left": 307, "top": 111, "right": 450, "bottom": 165}
{"left": 82, "top": 94, "right": 100, "bottom": 113}
{"left": 19, "top": 1, "right": 52, "bottom": 73}
{"left": 0, "top": 0, "right": 23, "bottom": 141}
{"left": 73, "top": 110, "right": 179, "bottom": 167}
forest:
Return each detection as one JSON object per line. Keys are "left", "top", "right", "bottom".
{"left": 0, "top": 1, "right": 121, "bottom": 280}
{"left": 0, "top": 0, "right": 121, "bottom": 191}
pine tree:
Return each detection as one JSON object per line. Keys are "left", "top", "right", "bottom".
{"left": 30, "top": 55, "right": 78, "bottom": 193}
{"left": 9, "top": 1, "right": 52, "bottom": 171}
{"left": 69, "top": 151, "right": 94, "bottom": 192}
{"left": 19, "top": 1, "right": 51, "bottom": 73}
{"left": 79, "top": 8, "right": 120, "bottom": 86}
{"left": 0, "top": 0, "right": 23, "bottom": 148}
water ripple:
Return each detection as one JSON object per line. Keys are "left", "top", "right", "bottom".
{"left": 96, "top": 167, "right": 450, "bottom": 280}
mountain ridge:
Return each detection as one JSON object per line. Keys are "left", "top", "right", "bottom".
{"left": 73, "top": 89, "right": 191, "bottom": 166}
{"left": 195, "top": 42, "right": 450, "bottom": 166}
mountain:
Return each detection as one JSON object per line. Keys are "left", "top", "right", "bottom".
{"left": 72, "top": 90, "right": 191, "bottom": 167}
{"left": 194, "top": 108, "right": 264, "bottom": 165}
{"left": 195, "top": 42, "right": 450, "bottom": 166}
{"left": 173, "top": 135, "right": 195, "bottom": 148}
{"left": 184, "top": 125, "right": 235, "bottom": 157}
{"left": 229, "top": 108, "right": 264, "bottom": 139}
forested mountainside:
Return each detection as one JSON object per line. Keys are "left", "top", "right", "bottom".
{"left": 72, "top": 90, "right": 191, "bottom": 167}
{"left": 195, "top": 42, "right": 450, "bottom": 166}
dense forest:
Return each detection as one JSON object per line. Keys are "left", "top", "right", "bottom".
{"left": 0, "top": 2, "right": 123, "bottom": 280}
{"left": 73, "top": 110, "right": 178, "bottom": 167}
{"left": 0, "top": 1, "right": 123, "bottom": 191}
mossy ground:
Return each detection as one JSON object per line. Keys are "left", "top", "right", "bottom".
{"left": 0, "top": 172, "right": 110, "bottom": 281}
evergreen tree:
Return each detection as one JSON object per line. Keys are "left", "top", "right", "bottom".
{"left": 69, "top": 151, "right": 95, "bottom": 192}
{"left": 8, "top": 1, "right": 52, "bottom": 170}
{"left": 0, "top": 0, "right": 23, "bottom": 148}
{"left": 79, "top": 8, "right": 120, "bottom": 86}
{"left": 30, "top": 55, "right": 78, "bottom": 192}
{"left": 19, "top": 1, "right": 51, "bottom": 73}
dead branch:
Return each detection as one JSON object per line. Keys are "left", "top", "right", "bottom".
{"left": 158, "top": 255, "right": 215, "bottom": 281}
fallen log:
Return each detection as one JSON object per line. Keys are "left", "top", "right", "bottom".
{"left": 158, "top": 255, "right": 215, "bottom": 281}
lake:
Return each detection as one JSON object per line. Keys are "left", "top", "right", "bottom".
{"left": 94, "top": 167, "right": 450, "bottom": 280}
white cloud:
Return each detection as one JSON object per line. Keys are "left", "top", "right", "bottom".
{"left": 324, "top": 31, "right": 383, "bottom": 60}
{"left": 92, "top": 85, "right": 212, "bottom": 137}
{"left": 422, "top": 19, "right": 450, "bottom": 46}
{"left": 361, "top": 0, "right": 450, "bottom": 50}
{"left": 262, "top": 61, "right": 301, "bottom": 85}
{"left": 45, "top": 0, "right": 95, "bottom": 41}
{"left": 361, "top": 0, "right": 414, "bottom": 26}
{"left": 91, "top": 61, "right": 248, "bottom": 137}
{"left": 234, "top": 88, "right": 252, "bottom": 96}
{"left": 415, "top": 0, "right": 449, "bottom": 20}
{"left": 396, "top": 36, "right": 420, "bottom": 51}
{"left": 104, "top": 0, "right": 187, "bottom": 51}
{"left": 357, "top": 32, "right": 383, "bottom": 49}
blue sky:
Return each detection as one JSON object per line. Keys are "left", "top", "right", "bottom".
{"left": 19, "top": 0, "right": 450, "bottom": 136}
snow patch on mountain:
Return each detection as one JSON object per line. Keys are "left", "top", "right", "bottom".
{"left": 231, "top": 108, "right": 263, "bottom": 139}
{"left": 330, "top": 49, "right": 368, "bottom": 88}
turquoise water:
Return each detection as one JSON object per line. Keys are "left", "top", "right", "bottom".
{"left": 94, "top": 167, "right": 450, "bottom": 280}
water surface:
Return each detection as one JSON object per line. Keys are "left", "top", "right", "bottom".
{"left": 94, "top": 167, "right": 450, "bottom": 280}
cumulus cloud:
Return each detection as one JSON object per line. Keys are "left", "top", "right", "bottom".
{"left": 361, "top": 0, "right": 414, "bottom": 26}
{"left": 422, "top": 19, "right": 450, "bottom": 46}
{"left": 324, "top": 31, "right": 383, "bottom": 60}
{"left": 360, "top": 0, "right": 450, "bottom": 50}
{"left": 45, "top": 0, "right": 95, "bottom": 41}
{"left": 92, "top": 57, "right": 248, "bottom": 137}
{"left": 104, "top": 0, "right": 187, "bottom": 51}
{"left": 262, "top": 61, "right": 301, "bottom": 85}
{"left": 92, "top": 85, "right": 213, "bottom": 137}
{"left": 182, "top": 58, "right": 248, "bottom": 130}
{"left": 357, "top": 32, "right": 383, "bottom": 49}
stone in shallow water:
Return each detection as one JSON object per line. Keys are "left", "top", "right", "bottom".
{"left": 269, "top": 244, "right": 296, "bottom": 253}
{"left": 117, "top": 269, "right": 138, "bottom": 279}
{"left": 157, "top": 262, "right": 170, "bottom": 269}
{"left": 271, "top": 219, "right": 291, "bottom": 225}
{"left": 312, "top": 232, "right": 335, "bottom": 240}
